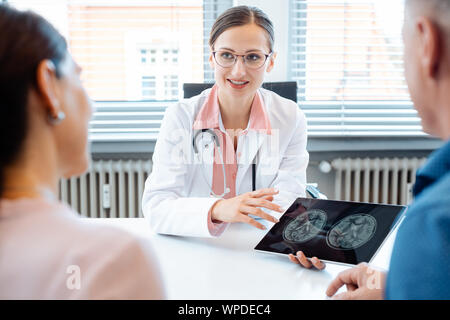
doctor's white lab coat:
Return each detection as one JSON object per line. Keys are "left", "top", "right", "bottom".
{"left": 142, "top": 87, "right": 309, "bottom": 238}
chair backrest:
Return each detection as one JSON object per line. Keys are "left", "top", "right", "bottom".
{"left": 183, "top": 81, "right": 298, "bottom": 103}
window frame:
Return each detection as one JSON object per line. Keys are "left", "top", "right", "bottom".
{"left": 287, "top": 0, "right": 424, "bottom": 138}
{"left": 4, "top": 0, "right": 428, "bottom": 142}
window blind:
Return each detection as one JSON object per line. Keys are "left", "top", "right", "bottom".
{"left": 6, "top": 0, "right": 231, "bottom": 141}
{"left": 289, "top": 0, "right": 424, "bottom": 136}
{"left": 202, "top": 0, "right": 233, "bottom": 82}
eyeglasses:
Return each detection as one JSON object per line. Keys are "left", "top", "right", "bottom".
{"left": 212, "top": 50, "right": 272, "bottom": 69}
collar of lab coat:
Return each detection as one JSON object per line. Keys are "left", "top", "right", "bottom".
{"left": 192, "top": 84, "right": 272, "bottom": 135}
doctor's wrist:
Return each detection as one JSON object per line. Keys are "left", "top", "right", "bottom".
{"left": 210, "top": 199, "right": 224, "bottom": 223}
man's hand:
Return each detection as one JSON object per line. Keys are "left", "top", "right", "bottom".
{"left": 326, "top": 263, "right": 386, "bottom": 300}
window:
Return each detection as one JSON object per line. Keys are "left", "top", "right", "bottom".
{"left": 164, "top": 74, "right": 179, "bottom": 100}
{"left": 140, "top": 49, "right": 158, "bottom": 65}
{"left": 141, "top": 76, "right": 156, "bottom": 99}
{"left": 138, "top": 46, "right": 179, "bottom": 100}
{"left": 6, "top": 0, "right": 232, "bottom": 140}
{"left": 289, "top": 0, "right": 423, "bottom": 136}
{"left": 7, "top": 1, "right": 419, "bottom": 139}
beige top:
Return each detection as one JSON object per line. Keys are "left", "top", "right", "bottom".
{"left": 0, "top": 197, "right": 165, "bottom": 299}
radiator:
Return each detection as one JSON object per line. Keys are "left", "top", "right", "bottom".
{"left": 60, "top": 157, "right": 427, "bottom": 217}
{"left": 59, "top": 159, "right": 152, "bottom": 218}
{"left": 331, "top": 157, "right": 427, "bottom": 205}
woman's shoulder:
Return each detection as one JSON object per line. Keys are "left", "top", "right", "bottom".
{"left": 163, "top": 88, "right": 213, "bottom": 125}
{"left": 0, "top": 198, "right": 163, "bottom": 298}
{"left": 64, "top": 215, "right": 164, "bottom": 298}
{"left": 258, "top": 87, "right": 306, "bottom": 126}
{"left": 10, "top": 198, "right": 149, "bottom": 254}
{"left": 52, "top": 205, "right": 151, "bottom": 256}
{"left": 7, "top": 198, "right": 152, "bottom": 262}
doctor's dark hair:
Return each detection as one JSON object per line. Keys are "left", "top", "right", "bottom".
{"left": 209, "top": 5, "right": 274, "bottom": 52}
{"left": 0, "top": 4, "right": 67, "bottom": 197}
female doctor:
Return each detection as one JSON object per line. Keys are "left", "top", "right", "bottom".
{"left": 142, "top": 6, "right": 312, "bottom": 249}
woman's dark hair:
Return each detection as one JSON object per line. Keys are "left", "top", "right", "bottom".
{"left": 209, "top": 5, "right": 274, "bottom": 52}
{"left": 0, "top": 4, "right": 67, "bottom": 197}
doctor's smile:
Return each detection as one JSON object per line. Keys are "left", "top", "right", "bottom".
{"left": 227, "top": 79, "right": 250, "bottom": 89}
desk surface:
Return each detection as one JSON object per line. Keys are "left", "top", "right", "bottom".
{"left": 89, "top": 218, "right": 397, "bottom": 300}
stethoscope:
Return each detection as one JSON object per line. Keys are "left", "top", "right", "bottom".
{"left": 193, "top": 128, "right": 256, "bottom": 198}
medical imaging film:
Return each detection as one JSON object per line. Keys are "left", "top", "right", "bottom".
{"left": 326, "top": 214, "right": 377, "bottom": 250}
{"left": 283, "top": 209, "right": 327, "bottom": 243}
{"left": 255, "top": 198, "right": 406, "bottom": 265}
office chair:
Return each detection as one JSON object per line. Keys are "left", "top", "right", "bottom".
{"left": 306, "top": 184, "right": 328, "bottom": 200}
{"left": 183, "top": 81, "right": 327, "bottom": 200}
{"left": 183, "top": 81, "right": 298, "bottom": 102}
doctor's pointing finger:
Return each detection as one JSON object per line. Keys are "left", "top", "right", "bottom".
{"left": 210, "top": 188, "right": 282, "bottom": 230}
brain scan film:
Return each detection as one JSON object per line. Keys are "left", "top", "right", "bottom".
{"left": 255, "top": 198, "right": 406, "bottom": 265}
{"left": 326, "top": 214, "right": 377, "bottom": 250}
{"left": 283, "top": 209, "right": 327, "bottom": 243}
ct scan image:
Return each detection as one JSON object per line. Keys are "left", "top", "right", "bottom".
{"left": 254, "top": 198, "right": 406, "bottom": 265}
{"left": 326, "top": 214, "right": 377, "bottom": 250}
{"left": 283, "top": 209, "right": 327, "bottom": 243}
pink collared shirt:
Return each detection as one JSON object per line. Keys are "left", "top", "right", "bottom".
{"left": 193, "top": 84, "right": 272, "bottom": 235}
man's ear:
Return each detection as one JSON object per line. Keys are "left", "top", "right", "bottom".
{"left": 417, "top": 17, "right": 441, "bottom": 79}
{"left": 35, "top": 60, "right": 61, "bottom": 117}
{"left": 266, "top": 52, "right": 277, "bottom": 73}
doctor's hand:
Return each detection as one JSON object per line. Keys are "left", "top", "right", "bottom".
{"left": 288, "top": 251, "right": 325, "bottom": 270}
{"left": 210, "top": 188, "right": 282, "bottom": 230}
{"left": 326, "top": 263, "right": 386, "bottom": 300}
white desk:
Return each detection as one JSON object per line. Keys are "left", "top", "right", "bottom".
{"left": 89, "top": 218, "right": 397, "bottom": 300}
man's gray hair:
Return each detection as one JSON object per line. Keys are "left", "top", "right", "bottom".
{"left": 406, "top": 0, "right": 450, "bottom": 43}
{"left": 406, "top": 0, "right": 450, "bottom": 25}
{"left": 407, "top": 0, "right": 450, "bottom": 10}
